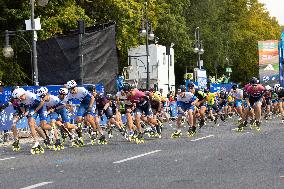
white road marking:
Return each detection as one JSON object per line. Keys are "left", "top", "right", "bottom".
{"left": 191, "top": 135, "right": 214, "bottom": 142}
{"left": 20, "top": 181, "right": 53, "bottom": 189}
{"left": 113, "top": 150, "right": 161, "bottom": 164}
{"left": 0, "top": 157, "right": 16, "bottom": 161}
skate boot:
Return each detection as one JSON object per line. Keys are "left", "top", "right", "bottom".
{"left": 118, "top": 128, "right": 128, "bottom": 140}
{"left": 236, "top": 122, "right": 244, "bottom": 132}
{"left": 249, "top": 119, "right": 256, "bottom": 129}
{"left": 12, "top": 139, "right": 20, "bottom": 151}
{"left": 135, "top": 132, "right": 145, "bottom": 144}
{"left": 199, "top": 119, "right": 205, "bottom": 129}
{"left": 30, "top": 142, "right": 44, "bottom": 155}
{"left": 255, "top": 121, "right": 261, "bottom": 131}
{"left": 282, "top": 117, "right": 284, "bottom": 124}
{"left": 220, "top": 114, "right": 226, "bottom": 122}
{"left": 108, "top": 129, "right": 113, "bottom": 139}
{"left": 187, "top": 126, "right": 197, "bottom": 137}
{"left": 171, "top": 130, "right": 182, "bottom": 138}
{"left": 75, "top": 127, "right": 83, "bottom": 139}
{"left": 44, "top": 138, "right": 52, "bottom": 149}
{"left": 149, "top": 127, "right": 157, "bottom": 138}
{"left": 128, "top": 130, "right": 136, "bottom": 141}
{"left": 61, "top": 132, "right": 68, "bottom": 144}
{"left": 91, "top": 131, "right": 98, "bottom": 145}
{"left": 214, "top": 116, "right": 219, "bottom": 126}
{"left": 140, "top": 121, "right": 147, "bottom": 129}
{"left": 155, "top": 125, "right": 162, "bottom": 138}
{"left": 87, "top": 126, "right": 93, "bottom": 138}
{"left": 98, "top": 135, "right": 108, "bottom": 145}
{"left": 53, "top": 139, "right": 64, "bottom": 151}
{"left": 236, "top": 117, "right": 242, "bottom": 124}
{"left": 77, "top": 137, "right": 85, "bottom": 147}
{"left": 144, "top": 127, "right": 154, "bottom": 137}
{"left": 71, "top": 137, "right": 80, "bottom": 147}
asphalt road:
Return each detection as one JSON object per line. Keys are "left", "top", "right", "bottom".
{"left": 1, "top": 117, "right": 284, "bottom": 189}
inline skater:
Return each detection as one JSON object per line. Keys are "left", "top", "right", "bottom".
{"left": 187, "top": 83, "right": 207, "bottom": 128}
{"left": 245, "top": 77, "right": 265, "bottom": 131}
{"left": 231, "top": 85, "right": 244, "bottom": 124}
{"left": 171, "top": 85, "right": 198, "bottom": 138}
{"left": 12, "top": 88, "right": 49, "bottom": 154}
{"left": 65, "top": 80, "right": 107, "bottom": 145}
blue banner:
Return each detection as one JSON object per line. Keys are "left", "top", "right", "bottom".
{"left": 280, "top": 32, "right": 284, "bottom": 87}
{"left": 0, "top": 84, "right": 104, "bottom": 131}
{"left": 210, "top": 83, "right": 234, "bottom": 92}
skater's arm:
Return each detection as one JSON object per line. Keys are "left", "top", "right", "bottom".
{"left": 34, "top": 99, "right": 45, "bottom": 114}
{"left": 88, "top": 95, "right": 95, "bottom": 111}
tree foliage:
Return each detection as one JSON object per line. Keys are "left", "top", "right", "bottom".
{"left": 0, "top": 0, "right": 281, "bottom": 86}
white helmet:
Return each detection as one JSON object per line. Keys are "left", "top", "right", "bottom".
{"left": 12, "top": 88, "right": 25, "bottom": 99}
{"left": 274, "top": 84, "right": 280, "bottom": 89}
{"left": 66, "top": 80, "right": 77, "bottom": 89}
{"left": 36, "top": 87, "right": 48, "bottom": 97}
{"left": 59, "top": 88, "right": 68, "bottom": 95}
{"left": 265, "top": 85, "right": 271, "bottom": 91}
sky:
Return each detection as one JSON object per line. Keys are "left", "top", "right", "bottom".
{"left": 259, "top": 0, "right": 284, "bottom": 25}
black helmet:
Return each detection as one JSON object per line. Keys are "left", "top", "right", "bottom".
{"left": 87, "top": 84, "right": 96, "bottom": 92}
{"left": 188, "top": 82, "right": 195, "bottom": 89}
{"left": 203, "top": 88, "right": 209, "bottom": 93}
{"left": 232, "top": 84, "right": 237, "bottom": 90}
{"left": 250, "top": 77, "right": 258, "bottom": 85}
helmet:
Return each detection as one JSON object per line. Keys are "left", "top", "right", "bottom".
{"left": 59, "top": 88, "right": 68, "bottom": 95}
{"left": 188, "top": 82, "right": 195, "bottom": 89}
{"left": 12, "top": 88, "right": 25, "bottom": 99}
{"left": 66, "top": 80, "right": 77, "bottom": 89}
{"left": 86, "top": 84, "right": 96, "bottom": 92}
{"left": 203, "top": 88, "right": 209, "bottom": 93}
{"left": 232, "top": 84, "right": 237, "bottom": 90}
{"left": 106, "top": 93, "right": 113, "bottom": 100}
{"left": 250, "top": 77, "right": 258, "bottom": 85}
{"left": 179, "top": 85, "right": 186, "bottom": 92}
{"left": 265, "top": 85, "right": 271, "bottom": 91}
{"left": 36, "top": 87, "right": 48, "bottom": 97}
{"left": 274, "top": 84, "right": 280, "bottom": 89}
{"left": 155, "top": 91, "right": 161, "bottom": 96}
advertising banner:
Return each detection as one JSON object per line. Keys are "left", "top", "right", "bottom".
{"left": 280, "top": 32, "right": 284, "bottom": 87}
{"left": 258, "top": 40, "right": 279, "bottom": 85}
{"left": 0, "top": 84, "right": 104, "bottom": 131}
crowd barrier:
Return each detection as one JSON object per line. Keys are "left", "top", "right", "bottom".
{"left": 0, "top": 84, "right": 104, "bottom": 131}
{"left": 0, "top": 83, "right": 233, "bottom": 131}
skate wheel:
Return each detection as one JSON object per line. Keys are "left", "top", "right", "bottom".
{"left": 40, "top": 148, "right": 45, "bottom": 154}
{"left": 30, "top": 149, "right": 36, "bottom": 155}
{"left": 61, "top": 145, "right": 64, "bottom": 150}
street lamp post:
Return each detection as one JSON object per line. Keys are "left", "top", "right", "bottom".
{"left": 2, "top": 0, "right": 48, "bottom": 86}
{"left": 194, "top": 27, "right": 204, "bottom": 69}
{"left": 140, "top": 2, "right": 154, "bottom": 90}
{"left": 31, "top": 0, "right": 39, "bottom": 86}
